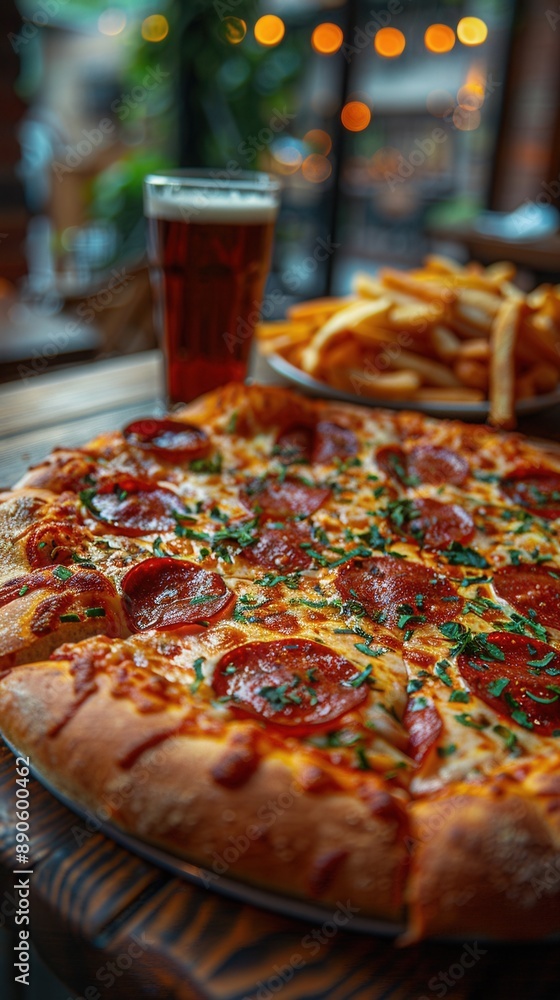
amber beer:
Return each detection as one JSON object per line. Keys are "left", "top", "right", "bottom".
{"left": 144, "top": 172, "right": 280, "bottom": 404}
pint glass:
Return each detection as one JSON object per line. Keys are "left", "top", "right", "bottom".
{"left": 144, "top": 170, "right": 280, "bottom": 404}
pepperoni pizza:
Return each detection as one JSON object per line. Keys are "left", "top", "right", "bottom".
{"left": 1, "top": 383, "right": 560, "bottom": 941}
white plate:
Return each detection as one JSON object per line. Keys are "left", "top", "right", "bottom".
{"left": 267, "top": 353, "right": 560, "bottom": 422}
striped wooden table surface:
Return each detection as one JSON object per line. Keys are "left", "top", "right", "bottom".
{"left": 0, "top": 351, "right": 560, "bottom": 999}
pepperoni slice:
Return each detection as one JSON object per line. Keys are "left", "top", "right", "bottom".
{"left": 394, "top": 498, "right": 475, "bottom": 550}
{"left": 457, "top": 632, "right": 560, "bottom": 735}
{"left": 213, "top": 639, "right": 367, "bottom": 733}
{"left": 336, "top": 556, "right": 462, "bottom": 627}
{"left": 404, "top": 700, "right": 443, "bottom": 763}
{"left": 0, "top": 565, "right": 117, "bottom": 611}
{"left": 501, "top": 467, "right": 560, "bottom": 520}
{"left": 407, "top": 446, "right": 469, "bottom": 487}
{"left": 123, "top": 419, "right": 209, "bottom": 461}
{"left": 80, "top": 476, "right": 180, "bottom": 536}
{"left": 26, "top": 522, "right": 90, "bottom": 568}
{"left": 240, "top": 477, "right": 330, "bottom": 518}
{"left": 493, "top": 565, "right": 560, "bottom": 632}
{"left": 121, "top": 557, "right": 234, "bottom": 632}
{"left": 243, "top": 525, "right": 313, "bottom": 573}
{"left": 376, "top": 446, "right": 413, "bottom": 486}
{"left": 313, "top": 421, "right": 358, "bottom": 464}
{"left": 275, "top": 425, "right": 314, "bottom": 464}
{"left": 275, "top": 422, "right": 358, "bottom": 466}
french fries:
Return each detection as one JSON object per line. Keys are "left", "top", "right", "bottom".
{"left": 256, "top": 256, "right": 560, "bottom": 427}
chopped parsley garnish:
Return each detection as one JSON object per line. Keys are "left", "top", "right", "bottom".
{"left": 407, "top": 678, "right": 424, "bottom": 693}
{"left": 497, "top": 611, "right": 547, "bottom": 642}
{"left": 434, "top": 660, "right": 453, "bottom": 687}
{"left": 53, "top": 565, "right": 73, "bottom": 582}
{"left": 188, "top": 594, "right": 220, "bottom": 606}
{"left": 69, "top": 552, "right": 94, "bottom": 568}
{"left": 18, "top": 585, "right": 29, "bottom": 596}
{"left": 190, "top": 657, "right": 205, "bottom": 693}
{"left": 385, "top": 498, "right": 421, "bottom": 532}
{"left": 525, "top": 690, "right": 559, "bottom": 704}
{"left": 259, "top": 678, "right": 302, "bottom": 711}
{"left": 527, "top": 651, "right": 556, "bottom": 669}
{"left": 511, "top": 708, "right": 533, "bottom": 730}
{"left": 343, "top": 665, "right": 374, "bottom": 689}
{"left": 408, "top": 696, "right": 428, "bottom": 711}
{"left": 387, "top": 452, "right": 420, "bottom": 487}
{"left": 152, "top": 536, "right": 168, "bottom": 558}
{"left": 353, "top": 642, "right": 386, "bottom": 657}
{"left": 454, "top": 712, "right": 487, "bottom": 729}
{"left": 358, "top": 523, "right": 388, "bottom": 552}
{"left": 255, "top": 571, "right": 301, "bottom": 590}
{"left": 437, "top": 743, "right": 457, "bottom": 758}
{"left": 355, "top": 746, "right": 372, "bottom": 771}
{"left": 189, "top": 452, "right": 223, "bottom": 474}
{"left": 449, "top": 690, "right": 470, "bottom": 703}
{"left": 226, "top": 411, "right": 238, "bottom": 433}
{"left": 487, "top": 677, "right": 510, "bottom": 697}
{"left": 439, "top": 622, "right": 505, "bottom": 661}
{"left": 493, "top": 724, "right": 519, "bottom": 753}
{"left": 442, "top": 542, "right": 489, "bottom": 568}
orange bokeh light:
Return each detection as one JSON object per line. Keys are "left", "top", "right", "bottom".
{"left": 303, "top": 129, "right": 332, "bottom": 155}
{"left": 223, "top": 17, "right": 247, "bottom": 44}
{"left": 341, "top": 101, "right": 371, "bottom": 132}
{"left": 457, "top": 83, "right": 484, "bottom": 111}
{"left": 302, "top": 154, "right": 332, "bottom": 183}
{"left": 141, "top": 14, "right": 169, "bottom": 42}
{"left": 254, "top": 14, "right": 285, "bottom": 47}
{"left": 311, "top": 22, "right": 343, "bottom": 54}
{"left": 424, "top": 24, "right": 455, "bottom": 54}
{"left": 453, "top": 106, "right": 481, "bottom": 131}
{"left": 457, "top": 17, "right": 488, "bottom": 46}
{"left": 374, "top": 27, "right": 405, "bottom": 58}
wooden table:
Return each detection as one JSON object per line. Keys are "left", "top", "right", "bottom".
{"left": 1, "top": 351, "right": 560, "bottom": 1000}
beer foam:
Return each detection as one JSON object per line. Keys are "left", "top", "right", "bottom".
{"left": 144, "top": 185, "right": 278, "bottom": 224}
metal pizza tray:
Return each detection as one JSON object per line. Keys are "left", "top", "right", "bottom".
{"left": 1, "top": 733, "right": 401, "bottom": 938}
{"left": 3, "top": 733, "right": 559, "bottom": 944}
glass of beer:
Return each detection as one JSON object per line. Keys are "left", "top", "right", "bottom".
{"left": 144, "top": 170, "right": 281, "bottom": 405}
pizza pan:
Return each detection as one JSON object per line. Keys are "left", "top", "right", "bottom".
{"left": 266, "top": 352, "right": 560, "bottom": 422}
{"left": 1, "top": 734, "right": 401, "bottom": 938}
{"left": 5, "top": 734, "right": 560, "bottom": 944}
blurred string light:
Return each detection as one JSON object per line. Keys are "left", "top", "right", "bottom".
{"left": 341, "top": 101, "right": 371, "bottom": 131}
{"left": 302, "top": 154, "right": 332, "bottom": 183}
{"left": 374, "top": 27, "right": 405, "bottom": 57}
{"left": 303, "top": 129, "right": 332, "bottom": 155}
{"left": 453, "top": 107, "right": 481, "bottom": 130}
{"left": 254, "top": 14, "right": 285, "bottom": 46}
{"left": 141, "top": 14, "right": 169, "bottom": 42}
{"left": 424, "top": 24, "right": 455, "bottom": 53}
{"left": 98, "top": 8, "right": 126, "bottom": 36}
{"left": 457, "top": 17, "right": 488, "bottom": 46}
{"left": 222, "top": 17, "right": 247, "bottom": 44}
{"left": 271, "top": 138, "right": 303, "bottom": 174}
{"left": 311, "top": 22, "right": 343, "bottom": 54}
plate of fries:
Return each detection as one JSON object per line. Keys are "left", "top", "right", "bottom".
{"left": 257, "top": 256, "right": 560, "bottom": 428}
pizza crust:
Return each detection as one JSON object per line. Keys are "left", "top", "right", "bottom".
{"left": 0, "top": 657, "right": 408, "bottom": 922}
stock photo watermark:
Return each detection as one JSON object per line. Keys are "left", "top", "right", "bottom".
{"left": 241, "top": 900, "right": 361, "bottom": 1000}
